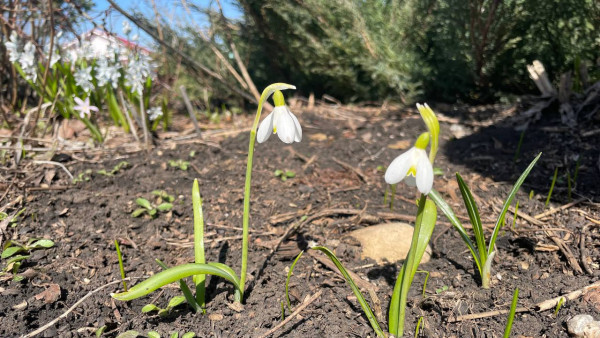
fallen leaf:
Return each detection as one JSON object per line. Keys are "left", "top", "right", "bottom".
{"left": 387, "top": 139, "right": 411, "bottom": 150}
{"left": 34, "top": 283, "right": 61, "bottom": 304}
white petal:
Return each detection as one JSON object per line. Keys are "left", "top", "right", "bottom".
{"left": 74, "top": 97, "right": 84, "bottom": 106}
{"left": 89, "top": 105, "right": 99, "bottom": 112}
{"left": 385, "top": 147, "right": 416, "bottom": 184}
{"left": 275, "top": 108, "right": 296, "bottom": 144}
{"left": 415, "top": 153, "right": 434, "bottom": 194}
{"left": 256, "top": 112, "right": 274, "bottom": 143}
{"left": 289, "top": 108, "right": 302, "bottom": 142}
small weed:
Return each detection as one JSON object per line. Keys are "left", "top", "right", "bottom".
{"left": 72, "top": 169, "right": 92, "bottom": 184}
{"left": 1, "top": 238, "right": 54, "bottom": 279}
{"left": 131, "top": 191, "right": 175, "bottom": 218}
{"left": 274, "top": 169, "right": 296, "bottom": 181}
{"left": 97, "top": 161, "right": 129, "bottom": 176}
{"left": 169, "top": 159, "right": 190, "bottom": 171}
{"left": 142, "top": 295, "right": 186, "bottom": 317}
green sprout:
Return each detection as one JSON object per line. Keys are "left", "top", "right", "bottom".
{"left": 504, "top": 288, "right": 519, "bottom": 338}
{"left": 545, "top": 167, "right": 559, "bottom": 207}
{"left": 97, "top": 161, "right": 129, "bottom": 176}
{"left": 430, "top": 153, "right": 541, "bottom": 288}
{"left": 72, "top": 169, "right": 92, "bottom": 184}
{"left": 142, "top": 295, "right": 187, "bottom": 316}
{"left": 131, "top": 192, "right": 174, "bottom": 218}
{"left": 274, "top": 169, "right": 296, "bottom": 181}
{"left": 1, "top": 238, "right": 54, "bottom": 280}
{"left": 415, "top": 316, "right": 424, "bottom": 338}
{"left": 554, "top": 296, "right": 565, "bottom": 316}
{"left": 114, "top": 240, "right": 127, "bottom": 292}
{"left": 169, "top": 159, "right": 190, "bottom": 171}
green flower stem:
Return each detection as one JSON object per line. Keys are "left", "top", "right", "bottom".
{"left": 240, "top": 83, "right": 295, "bottom": 301}
{"left": 114, "top": 239, "right": 127, "bottom": 291}
{"left": 192, "top": 179, "right": 206, "bottom": 311}
{"left": 394, "top": 194, "right": 426, "bottom": 336}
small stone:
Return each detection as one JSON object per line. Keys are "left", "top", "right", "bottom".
{"left": 208, "top": 313, "right": 224, "bottom": 321}
{"left": 13, "top": 300, "right": 27, "bottom": 310}
{"left": 568, "top": 314, "right": 594, "bottom": 336}
{"left": 348, "top": 223, "right": 432, "bottom": 264}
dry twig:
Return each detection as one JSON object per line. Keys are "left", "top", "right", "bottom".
{"left": 258, "top": 290, "right": 323, "bottom": 338}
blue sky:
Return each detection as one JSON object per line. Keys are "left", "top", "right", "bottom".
{"left": 83, "top": 0, "right": 242, "bottom": 46}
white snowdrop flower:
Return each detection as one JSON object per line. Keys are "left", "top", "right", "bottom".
{"left": 148, "top": 107, "right": 163, "bottom": 121}
{"left": 384, "top": 132, "right": 434, "bottom": 195}
{"left": 96, "top": 58, "right": 121, "bottom": 88}
{"left": 122, "top": 21, "right": 131, "bottom": 35}
{"left": 5, "top": 31, "right": 20, "bottom": 63}
{"left": 73, "top": 96, "right": 98, "bottom": 119}
{"left": 257, "top": 91, "right": 302, "bottom": 144}
{"left": 74, "top": 66, "right": 94, "bottom": 93}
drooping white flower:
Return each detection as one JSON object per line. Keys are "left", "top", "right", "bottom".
{"left": 148, "top": 107, "right": 163, "bottom": 121}
{"left": 257, "top": 91, "right": 301, "bottom": 144}
{"left": 385, "top": 132, "right": 434, "bottom": 195}
{"left": 5, "top": 31, "right": 20, "bottom": 63}
{"left": 73, "top": 96, "right": 98, "bottom": 119}
{"left": 96, "top": 58, "right": 121, "bottom": 88}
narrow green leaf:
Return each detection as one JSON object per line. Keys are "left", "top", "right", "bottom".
{"left": 429, "top": 190, "right": 482, "bottom": 274}
{"left": 488, "top": 153, "right": 541, "bottom": 257}
{"left": 181, "top": 333, "right": 196, "bottom": 338}
{"left": 456, "top": 173, "right": 487, "bottom": 263}
{"left": 389, "top": 196, "right": 436, "bottom": 336}
{"left": 155, "top": 259, "right": 201, "bottom": 313}
{"left": 147, "top": 332, "right": 161, "bottom": 338}
{"left": 112, "top": 263, "right": 239, "bottom": 301}
{"left": 192, "top": 179, "right": 206, "bottom": 311}
{"left": 504, "top": 288, "right": 519, "bottom": 338}
{"left": 312, "top": 246, "right": 384, "bottom": 337}
{"left": 286, "top": 251, "right": 304, "bottom": 311}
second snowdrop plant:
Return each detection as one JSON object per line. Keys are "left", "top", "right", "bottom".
{"left": 112, "top": 83, "right": 300, "bottom": 310}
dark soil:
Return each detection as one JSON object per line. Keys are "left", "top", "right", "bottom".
{"left": 1, "top": 103, "right": 599, "bottom": 337}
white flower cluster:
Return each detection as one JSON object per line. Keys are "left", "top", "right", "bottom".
{"left": 125, "top": 53, "right": 154, "bottom": 95}
{"left": 148, "top": 106, "right": 163, "bottom": 121}
{"left": 74, "top": 66, "right": 94, "bottom": 93}
{"left": 4, "top": 32, "right": 38, "bottom": 82}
